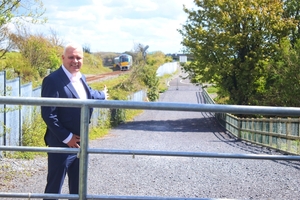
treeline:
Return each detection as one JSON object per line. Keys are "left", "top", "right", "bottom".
{"left": 0, "top": 30, "right": 112, "bottom": 87}
{"left": 179, "top": 0, "right": 300, "bottom": 108}
{"left": 0, "top": 30, "right": 172, "bottom": 96}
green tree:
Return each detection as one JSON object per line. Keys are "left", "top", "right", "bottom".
{"left": 0, "top": 0, "right": 18, "bottom": 27}
{"left": 261, "top": 38, "right": 300, "bottom": 107}
{"left": 2, "top": 27, "right": 62, "bottom": 84}
{"left": 179, "top": 0, "right": 296, "bottom": 105}
{"left": 0, "top": 0, "right": 46, "bottom": 59}
{"left": 0, "top": 0, "right": 46, "bottom": 25}
{"left": 283, "top": 0, "right": 300, "bottom": 46}
{"left": 147, "top": 51, "right": 172, "bottom": 66}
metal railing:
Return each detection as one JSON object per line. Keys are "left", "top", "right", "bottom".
{"left": 1, "top": 96, "right": 300, "bottom": 200}
{"left": 202, "top": 88, "right": 300, "bottom": 154}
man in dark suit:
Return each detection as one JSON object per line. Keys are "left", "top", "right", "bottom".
{"left": 41, "top": 42, "right": 108, "bottom": 199}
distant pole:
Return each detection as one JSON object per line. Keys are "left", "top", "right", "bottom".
{"left": 143, "top": 45, "right": 149, "bottom": 61}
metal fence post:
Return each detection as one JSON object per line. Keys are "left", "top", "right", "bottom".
{"left": 237, "top": 117, "right": 241, "bottom": 138}
{"left": 3, "top": 71, "right": 6, "bottom": 147}
{"left": 79, "top": 105, "right": 90, "bottom": 200}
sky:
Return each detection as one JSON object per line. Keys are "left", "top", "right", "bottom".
{"left": 26, "top": 0, "right": 195, "bottom": 54}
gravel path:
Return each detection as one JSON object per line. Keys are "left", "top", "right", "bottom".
{"left": 1, "top": 74, "right": 300, "bottom": 199}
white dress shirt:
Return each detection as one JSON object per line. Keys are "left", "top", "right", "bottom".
{"left": 62, "top": 65, "right": 87, "bottom": 99}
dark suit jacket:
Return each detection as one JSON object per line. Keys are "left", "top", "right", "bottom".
{"left": 41, "top": 66, "right": 106, "bottom": 147}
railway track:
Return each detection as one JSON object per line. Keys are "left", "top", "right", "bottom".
{"left": 86, "top": 70, "right": 128, "bottom": 83}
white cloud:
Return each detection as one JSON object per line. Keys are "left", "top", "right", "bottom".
{"left": 21, "top": 0, "right": 195, "bottom": 53}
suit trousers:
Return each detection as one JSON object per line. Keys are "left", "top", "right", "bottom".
{"left": 44, "top": 152, "right": 79, "bottom": 200}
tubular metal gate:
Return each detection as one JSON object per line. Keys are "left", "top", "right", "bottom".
{"left": 1, "top": 96, "right": 300, "bottom": 200}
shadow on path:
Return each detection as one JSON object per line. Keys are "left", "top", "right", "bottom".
{"left": 115, "top": 117, "right": 221, "bottom": 132}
